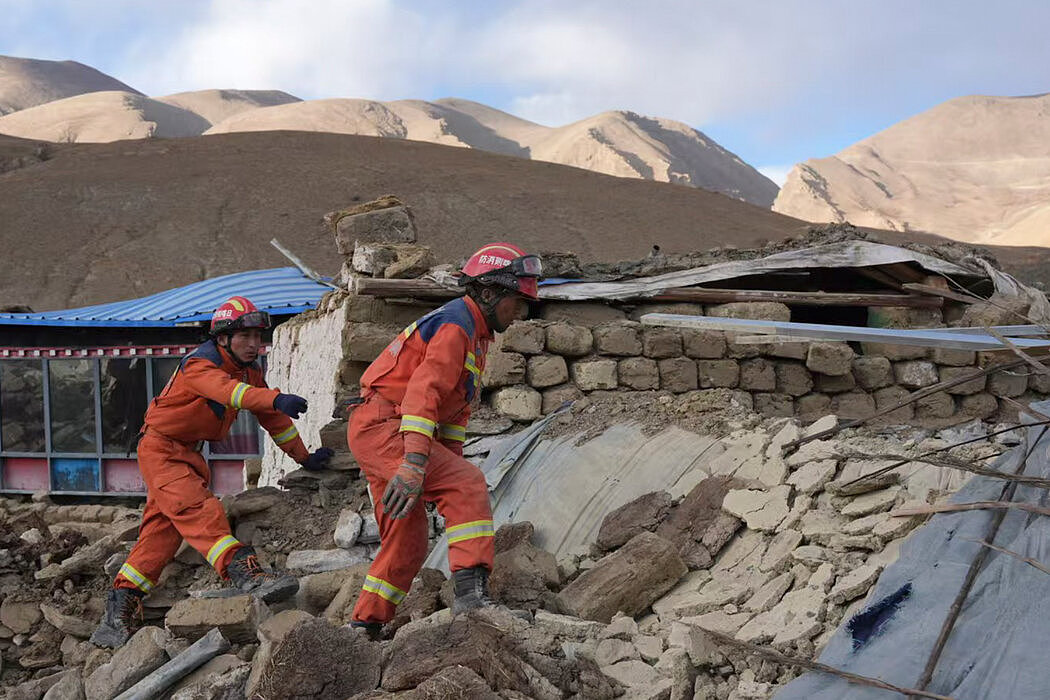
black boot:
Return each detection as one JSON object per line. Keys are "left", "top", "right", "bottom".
{"left": 226, "top": 546, "right": 299, "bottom": 603}
{"left": 452, "top": 566, "right": 494, "bottom": 614}
{"left": 349, "top": 620, "right": 383, "bottom": 641}
{"left": 90, "top": 588, "right": 144, "bottom": 648}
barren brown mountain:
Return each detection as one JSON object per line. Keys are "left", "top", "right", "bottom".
{"left": 774, "top": 93, "right": 1050, "bottom": 247}
{"left": 0, "top": 130, "right": 809, "bottom": 310}
{"left": 2, "top": 130, "right": 1046, "bottom": 313}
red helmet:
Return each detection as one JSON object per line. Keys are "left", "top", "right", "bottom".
{"left": 459, "top": 243, "right": 542, "bottom": 300}
{"left": 210, "top": 296, "right": 271, "bottom": 336}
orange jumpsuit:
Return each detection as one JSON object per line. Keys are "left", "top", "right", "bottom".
{"left": 350, "top": 295, "right": 495, "bottom": 624}
{"left": 114, "top": 340, "right": 308, "bottom": 595}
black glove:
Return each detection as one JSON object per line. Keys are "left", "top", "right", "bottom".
{"left": 273, "top": 393, "right": 308, "bottom": 419}
{"left": 301, "top": 447, "right": 335, "bottom": 472}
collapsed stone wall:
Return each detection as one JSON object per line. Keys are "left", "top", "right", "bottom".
{"left": 262, "top": 290, "right": 1048, "bottom": 485}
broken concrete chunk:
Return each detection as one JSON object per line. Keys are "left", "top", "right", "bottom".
{"left": 791, "top": 545, "right": 830, "bottom": 567}
{"left": 722, "top": 485, "right": 791, "bottom": 532}
{"left": 85, "top": 626, "right": 172, "bottom": 700}
{"left": 735, "top": 587, "right": 826, "bottom": 646}
{"left": 743, "top": 572, "right": 794, "bottom": 613}
{"left": 333, "top": 509, "right": 363, "bottom": 549}
{"left": 829, "top": 564, "right": 883, "bottom": 604}
{"left": 597, "top": 491, "right": 673, "bottom": 552}
{"left": 166, "top": 595, "right": 269, "bottom": 644}
{"left": 558, "top": 531, "right": 687, "bottom": 623}
{"left": 840, "top": 488, "right": 901, "bottom": 518}
{"left": 760, "top": 529, "right": 803, "bottom": 573}
{"left": 786, "top": 459, "right": 837, "bottom": 495}
{"left": 826, "top": 458, "right": 900, "bottom": 495}
{"left": 532, "top": 610, "right": 605, "bottom": 641}
{"left": 286, "top": 547, "right": 370, "bottom": 573}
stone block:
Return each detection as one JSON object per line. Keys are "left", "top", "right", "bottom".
{"left": 762, "top": 341, "right": 809, "bottom": 360}
{"left": 697, "top": 359, "right": 739, "bottom": 389}
{"left": 332, "top": 201, "right": 416, "bottom": 254}
{"left": 861, "top": 342, "right": 928, "bottom": 360}
{"left": 571, "top": 359, "right": 619, "bottom": 390}
{"left": 1, "top": 598, "right": 41, "bottom": 634}
{"left": 706, "top": 302, "right": 790, "bottom": 322}
{"left": 934, "top": 348, "right": 977, "bottom": 366}
{"left": 873, "top": 386, "right": 914, "bottom": 423}
{"left": 852, "top": 356, "right": 894, "bottom": 390}
{"left": 867, "top": 306, "right": 943, "bottom": 329}
{"left": 85, "top": 626, "right": 171, "bottom": 700}
{"left": 343, "top": 322, "right": 400, "bottom": 363}
{"left": 938, "top": 366, "right": 987, "bottom": 395}
{"left": 775, "top": 362, "right": 813, "bottom": 397}
{"left": 894, "top": 360, "right": 939, "bottom": 389}
{"left": 594, "top": 322, "right": 643, "bottom": 356}
{"left": 545, "top": 322, "right": 593, "bottom": 356}
{"left": 915, "top": 392, "right": 956, "bottom": 419}
{"left": 725, "top": 334, "right": 761, "bottom": 359}
{"left": 806, "top": 342, "right": 854, "bottom": 376}
{"left": 286, "top": 548, "right": 370, "bottom": 573}
{"left": 491, "top": 385, "right": 542, "bottom": 421}
{"left": 541, "top": 384, "right": 584, "bottom": 414}
{"left": 383, "top": 245, "right": 433, "bottom": 279}
{"left": 814, "top": 371, "right": 857, "bottom": 393}
{"left": 988, "top": 368, "right": 1028, "bottom": 397}
{"left": 540, "top": 302, "right": 626, "bottom": 324}
{"left": 722, "top": 486, "right": 792, "bottom": 532}
{"left": 333, "top": 509, "right": 363, "bottom": 549}
{"left": 526, "top": 355, "right": 568, "bottom": 388}
{"left": 642, "top": 327, "right": 683, "bottom": 359}
{"left": 558, "top": 532, "right": 688, "bottom": 623}
{"left": 659, "top": 357, "right": 699, "bottom": 393}
{"left": 500, "top": 321, "right": 546, "bottom": 354}
{"left": 1030, "top": 371, "right": 1050, "bottom": 394}
{"left": 482, "top": 351, "right": 526, "bottom": 388}
{"left": 754, "top": 393, "right": 793, "bottom": 417}
{"left": 629, "top": 302, "right": 704, "bottom": 320}
{"left": 166, "top": 595, "right": 269, "bottom": 645}
{"left": 351, "top": 243, "right": 398, "bottom": 276}
{"left": 738, "top": 358, "right": 775, "bottom": 392}
{"left": 682, "top": 329, "right": 727, "bottom": 359}
{"left": 830, "top": 391, "right": 876, "bottom": 420}
{"left": 796, "top": 393, "right": 832, "bottom": 422}
{"left": 618, "top": 357, "right": 660, "bottom": 390}
{"left": 958, "top": 393, "right": 998, "bottom": 419}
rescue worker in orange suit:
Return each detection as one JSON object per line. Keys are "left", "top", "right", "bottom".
{"left": 90, "top": 296, "right": 334, "bottom": 648}
{"left": 348, "top": 243, "right": 542, "bottom": 639}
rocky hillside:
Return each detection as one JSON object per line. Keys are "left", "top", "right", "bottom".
{"left": 0, "top": 55, "right": 777, "bottom": 206}
{"left": 773, "top": 94, "right": 1050, "bottom": 247}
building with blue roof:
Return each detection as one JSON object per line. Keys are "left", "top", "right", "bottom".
{"left": 0, "top": 267, "right": 331, "bottom": 497}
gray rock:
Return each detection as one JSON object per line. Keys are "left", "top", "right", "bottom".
{"left": 333, "top": 509, "right": 363, "bottom": 550}
{"left": 85, "top": 626, "right": 171, "bottom": 700}
{"left": 286, "top": 548, "right": 370, "bottom": 573}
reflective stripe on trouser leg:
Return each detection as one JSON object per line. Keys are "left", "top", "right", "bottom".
{"left": 117, "top": 562, "right": 154, "bottom": 593}
{"left": 361, "top": 575, "right": 407, "bottom": 605}
{"left": 207, "top": 535, "right": 241, "bottom": 569}
{"left": 446, "top": 519, "right": 494, "bottom": 544}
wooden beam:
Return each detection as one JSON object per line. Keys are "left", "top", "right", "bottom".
{"left": 650, "top": 288, "right": 942, "bottom": 307}
{"left": 353, "top": 277, "right": 459, "bottom": 299}
{"left": 902, "top": 282, "right": 981, "bottom": 305}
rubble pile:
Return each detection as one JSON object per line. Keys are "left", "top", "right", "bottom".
{"left": 2, "top": 390, "right": 1022, "bottom": 699}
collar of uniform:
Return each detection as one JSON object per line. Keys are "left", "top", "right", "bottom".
{"left": 463, "top": 295, "right": 494, "bottom": 340}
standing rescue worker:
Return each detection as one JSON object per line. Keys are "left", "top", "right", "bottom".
{"left": 348, "top": 243, "right": 542, "bottom": 638}
{"left": 91, "top": 296, "right": 334, "bottom": 648}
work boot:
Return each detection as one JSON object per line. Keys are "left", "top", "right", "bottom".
{"left": 349, "top": 620, "right": 383, "bottom": 641}
{"left": 90, "top": 588, "right": 144, "bottom": 648}
{"left": 452, "top": 566, "right": 494, "bottom": 614}
{"left": 226, "top": 546, "right": 299, "bottom": 603}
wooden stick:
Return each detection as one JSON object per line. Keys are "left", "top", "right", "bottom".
{"left": 985, "top": 327, "right": 1050, "bottom": 380}
{"left": 697, "top": 628, "right": 955, "bottom": 700}
{"left": 651, "top": 288, "right": 942, "bottom": 308}
{"left": 968, "top": 538, "right": 1050, "bottom": 577}
{"left": 113, "top": 627, "right": 230, "bottom": 700}
{"left": 890, "top": 500, "right": 1050, "bottom": 519}
{"left": 784, "top": 358, "right": 1030, "bottom": 452}
{"left": 902, "top": 283, "right": 980, "bottom": 305}
{"left": 857, "top": 451, "right": 1050, "bottom": 490}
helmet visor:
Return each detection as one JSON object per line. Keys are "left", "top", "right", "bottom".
{"left": 237, "top": 311, "right": 272, "bottom": 329}
{"left": 512, "top": 254, "right": 543, "bottom": 278}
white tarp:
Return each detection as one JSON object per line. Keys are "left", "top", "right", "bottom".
{"left": 424, "top": 421, "right": 723, "bottom": 573}
{"left": 537, "top": 240, "right": 983, "bottom": 301}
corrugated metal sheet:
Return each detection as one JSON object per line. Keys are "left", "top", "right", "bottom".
{"left": 0, "top": 267, "right": 329, "bottom": 328}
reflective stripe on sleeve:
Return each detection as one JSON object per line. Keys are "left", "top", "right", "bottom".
{"left": 229, "top": 382, "right": 251, "bottom": 408}
{"left": 446, "top": 519, "right": 495, "bottom": 544}
{"left": 400, "top": 414, "right": 436, "bottom": 437}
{"left": 118, "top": 562, "right": 154, "bottom": 593}
{"left": 271, "top": 425, "right": 299, "bottom": 445}
{"left": 206, "top": 535, "right": 241, "bottom": 568}
{"left": 361, "top": 575, "right": 407, "bottom": 605}
{"left": 438, "top": 423, "right": 467, "bottom": 442}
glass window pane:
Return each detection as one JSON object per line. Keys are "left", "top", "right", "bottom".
{"left": 49, "top": 359, "right": 97, "bottom": 453}
{"left": 210, "top": 410, "right": 261, "bottom": 455}
{"left": 151, "top": 358, "right": 181, "bottom": 398}
{"left": 1, "top": 360, "right": 46, "bottom": 453}
{"left": 101, "top": 358, "right": 148, "bottom": 453}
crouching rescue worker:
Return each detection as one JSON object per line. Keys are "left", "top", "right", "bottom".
{"left": 348, "top": 243, "right": 541, "bottom": 638}
{"left": 91, "top": 296, "right": 334, "bottom": 648}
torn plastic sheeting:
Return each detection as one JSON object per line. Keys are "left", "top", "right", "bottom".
{"left": 424, "top": 422, "right": 722, "bottom": 574}
{"left": 774, "top": 406, "right": 1050, "bottom": 700}
{"left": 538, "top": 240, "right": 981, "bottom": 301}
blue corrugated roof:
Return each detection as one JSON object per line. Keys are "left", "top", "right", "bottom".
{"left": 0, "top": 267, "right": 331, "bottom": 327}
